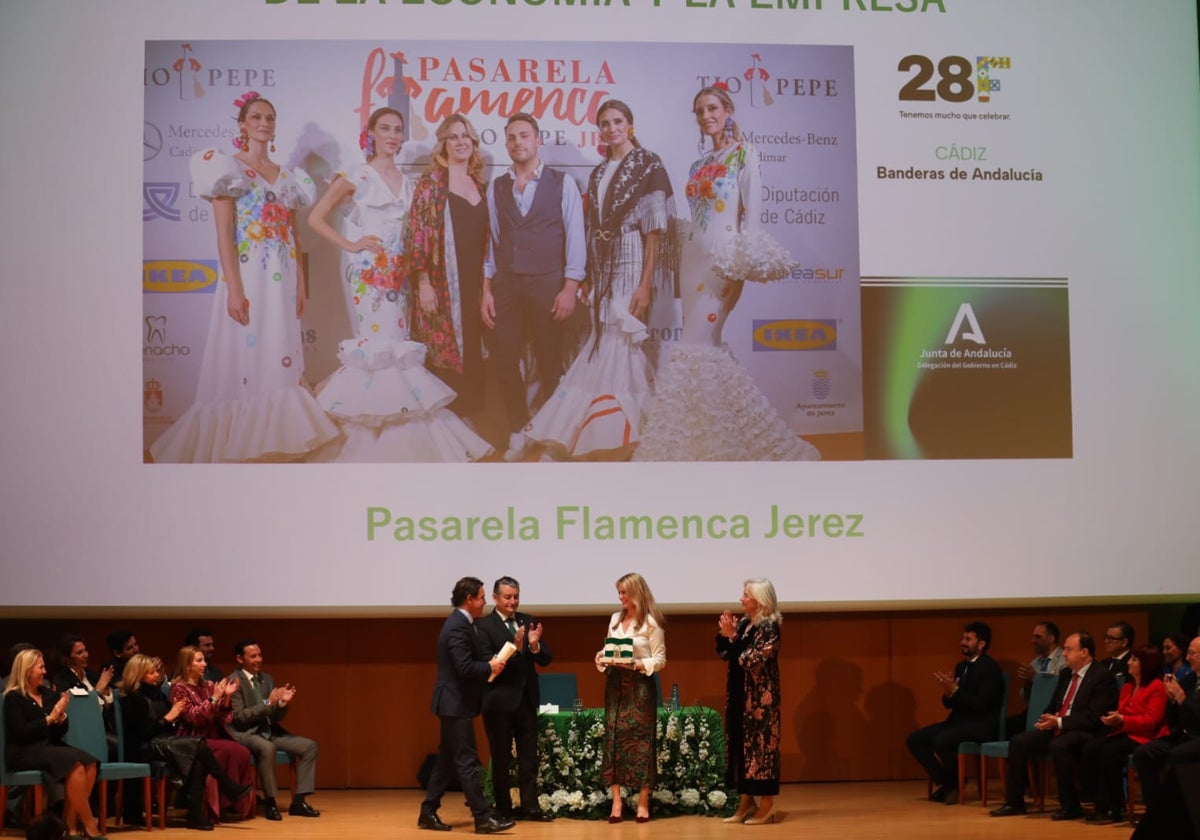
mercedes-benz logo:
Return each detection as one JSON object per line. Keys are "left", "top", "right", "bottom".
{"left": 144, "top": 122, "right": 163, "bottom": 161}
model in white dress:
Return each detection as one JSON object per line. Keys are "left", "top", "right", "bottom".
{"left": 635, "top": 88, "right": 820, "bottom": 462}
{"left": 150, "top": 142, "right": 339, "bottom": 463}
{"left": 307, "top": 108, "right": 491, "bottom": 462}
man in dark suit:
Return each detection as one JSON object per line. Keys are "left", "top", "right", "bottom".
{"left": 228, "top": 639, "right": 320, "bottom": 820}
{"left": 990, "top": 630, "right": 1120, "bottom": 820}
{"left": 1100, "top": 621, "right": 1134, "bottom": 677}
{"left": 906, "top": 621, "right": 1005, "bottom": 805}
{"left": 419, "top": 577, "right": 514, "bottom": 835}
{"left": 478, "top": 576, "right": 554, "bottom": 822}
{"left": 1132, "top": 635, "right": 1200, "bottom": 811}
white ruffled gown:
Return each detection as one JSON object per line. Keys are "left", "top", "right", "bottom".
{"left": 634, "top": 142, "right": 820, "bottom": 462}
{"left": 150, "top": 149, "right": 340, "bottom": 462}
{"left": 508, "top": 186, "right": 667, "bottom": 460}
{"left": 312, "top": 164, "right": 492, "bottom": 462}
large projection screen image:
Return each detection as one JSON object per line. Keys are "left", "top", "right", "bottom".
{"left": 1, "top": 1, "right": 1197, "bottom": 613}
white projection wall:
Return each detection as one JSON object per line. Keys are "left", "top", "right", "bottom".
{"left": 1, "top": 1, "right": 1197, "bottom": 613}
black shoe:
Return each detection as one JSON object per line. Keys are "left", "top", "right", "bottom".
{"left": 475, "top": 814, "right": 516, "bottom": 834}
{"left": 185, "top": 819, "right": 215, "bottom": 832}
{"left": 1050, "top": 806, "right": 1084, "bottom": 821}
{"left": 515, "top": 809, "right": 554, "bottom": 822}
{"left": 929, "top": 786, "right": 948, "bottom": 803}
{"left": 989, "top": 803, "right": 1027, "bottom": 817}
{"left": 418, "top": 811, "right": 451, "bottom": 832}
{"left": 289, "top": 801, "right": 320, "bottom": 818}
{"left": 1085, "top": 809, "right": 1116, "bottom": 824}
{"left": 264, "top": 804, "right": 282, "bottom": 821}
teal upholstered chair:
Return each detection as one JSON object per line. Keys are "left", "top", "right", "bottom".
{"left": 538, "top": 672, "right": 579, "bottom": 708}
{"left": 979, "top": 672, "right": 1058, "bottom": 809}
{"left": 111, "top": 693, "right": 169, "bottom": 830}
{"left": 0, "top": 713, "right": 46, "bottom": 834}
{"left": 951, "top": 672, "right": 1010, "bottom": 804}
{"left": 63, "top": 691, "right": 154, "bottom": 833}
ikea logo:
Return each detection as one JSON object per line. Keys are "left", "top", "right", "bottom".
{"left": 143, "top": 260, "right": 218, "bottom": 293}
{"left": 751, "top": 319, "right": 837, "bottom": 352}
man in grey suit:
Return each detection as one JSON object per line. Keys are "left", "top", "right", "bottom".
{"left": 418, "top": 577, "right": 514, "bottom": 835}
{"left": 228, "top": 639, "right": 320, "bottom": 821}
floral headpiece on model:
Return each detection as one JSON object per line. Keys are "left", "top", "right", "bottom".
{"left": 232, "top": 91, "right": 263, "bottom": 150}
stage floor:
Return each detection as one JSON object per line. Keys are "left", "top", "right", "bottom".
{"left": 91, "top": 781, "right": 1137, "bottom": 838}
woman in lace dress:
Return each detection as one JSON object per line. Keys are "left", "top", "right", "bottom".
{"left": 634, "top": 85, "right": 820, "bottom": 462}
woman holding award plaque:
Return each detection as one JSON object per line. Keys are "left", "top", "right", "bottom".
{"left": 593, "top": 572, "right": 666, "bottom": 823}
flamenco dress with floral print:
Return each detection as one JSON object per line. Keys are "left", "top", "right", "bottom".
{"left": 150, "top": 149, "right": 339, "bottom": 462}
{"left": 634, "top": 142, "right": 820, "bottom": 461}
{"left": 312, "top": 164, "right": 491, "bottom": 462}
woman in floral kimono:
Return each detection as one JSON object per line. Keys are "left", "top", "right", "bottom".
{"left": 717, "top": 577, "right": 783, "bottom": 824}
{"left": 408, "top": 114, "right": 491, "bottom": 422}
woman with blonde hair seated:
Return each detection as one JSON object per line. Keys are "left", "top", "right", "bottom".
{"left": 120, "top": 654, "right": 252, "bottom": 830}
{"left": 2, "top": 649, "right": 101, "bottom": 838}
{"left": 168, "top": 646, "right": 254, "bottom": 822}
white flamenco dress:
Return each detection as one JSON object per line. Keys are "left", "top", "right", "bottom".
{"left": 312, "top": 164, "right": 492, "bottom": 462}
{"left": 509, "top": 149, "right": 675, "bottom": 460}
{"left": 150, "top": 149, "right": 340, "bottom": 463}
{"left": 634, "top": 142, "right": 820, "bottom": 462}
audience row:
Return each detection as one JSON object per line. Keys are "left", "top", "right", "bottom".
{"left": 2, "top": 630, "right": 319, "bottom": 836}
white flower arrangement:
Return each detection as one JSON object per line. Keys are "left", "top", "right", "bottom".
{"left": 712, "top": 229, "right": 798, "bottom": 284}
{"left": 489, "top": 708, "right": 735, "bottom": 819}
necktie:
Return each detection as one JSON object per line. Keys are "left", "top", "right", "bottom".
{"left": 506, "top": 618, "right": 517, "bottom": 637}
{"left": 252, "top": 676, "right": 273, "bottom": 740}
{"left": 1039, "top": 657, "right": 1049, "bottom": 672}
{"left": 1057, "top": 673, "right": 1080, "bottom": 717}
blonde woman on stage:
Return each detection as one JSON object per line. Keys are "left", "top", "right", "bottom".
{"left": 594, "top": 572, "right": 666, "bottom": 822}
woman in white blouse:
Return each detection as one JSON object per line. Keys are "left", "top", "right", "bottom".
{"left": 594, "top": 572, "right": 666, "bottom": 822}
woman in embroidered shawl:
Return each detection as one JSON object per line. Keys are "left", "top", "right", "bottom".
{"left": 408, "top": 114, "right": 491, "bottom": 421}
{"left": 505, "top": 100, "right": 677, "bottom": 461}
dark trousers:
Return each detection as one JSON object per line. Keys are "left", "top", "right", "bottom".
{"left": 487, "top": 271, "right": 565, "bottom": 431}
{"left": 422, "top": 715, "right": 490, "bottom": 819}
{"left": 906, "top": 720, "right": 993, "bottom": 789}
{"left": 1081, "top": 733, "right": 1137, "bottom": 813}
{"left": 484, "top": 702, "right": 539, "bottom": 814}
{"left": 1133, "top": 733, "right": 1200, "bottom": 809}
{"left": 1004, "top": 728, "right": 1095, "bottom": 809}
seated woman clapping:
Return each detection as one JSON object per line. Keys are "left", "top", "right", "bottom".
{"left": 120, "top": 654, "right": 253, "bottom": 830}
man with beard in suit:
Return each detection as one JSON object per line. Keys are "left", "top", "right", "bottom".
{"left": 478, "top": 576, "right": 554, "bottom": 822}
{"left": 906, "top": 621, "right": 1005, "bottom": 805}
{"left": 418, "top": 577, "right": 514, "bottom": 835}
{"left": 990, "top": 630, "right": 1119, "bottom": 821}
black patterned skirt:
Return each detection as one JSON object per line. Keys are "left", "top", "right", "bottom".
{"left": 600, "top": 668, "right": 656, "bottom": 789}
